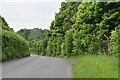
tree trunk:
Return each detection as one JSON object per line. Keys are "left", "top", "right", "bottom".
{"left": 104, "top": 34, "right": 111, "bottom": 56}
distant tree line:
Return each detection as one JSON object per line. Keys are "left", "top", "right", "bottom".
{"left": 17, "top": 28, "right": 49, "bottom": 41}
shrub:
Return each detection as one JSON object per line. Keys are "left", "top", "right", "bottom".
{"left": 1, "top": 30, "right": 30, "bottom": 61}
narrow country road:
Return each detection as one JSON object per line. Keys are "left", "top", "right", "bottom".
{"left": 2, "top": 55, "right": 71, "bottom": 78}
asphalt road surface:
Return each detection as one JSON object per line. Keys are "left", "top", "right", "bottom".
{"left": 2, "top": 55, "right": 71, "bottom": 78}
{"left": 0, "top": 62, "right": 2, "bottom": 79}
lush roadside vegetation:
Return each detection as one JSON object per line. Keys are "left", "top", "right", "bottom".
{"left": 0, "top": 16, "right": 30, "bottom": 61}
{"left": 27, "top": 2, "right": 120, "bottom": 57}
{"left": 70, "top": 55, "right": 118, "bottom": 78}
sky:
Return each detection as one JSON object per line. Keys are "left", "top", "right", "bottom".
{"left": 1, "top": 0, "right": 65, "bottom": 32}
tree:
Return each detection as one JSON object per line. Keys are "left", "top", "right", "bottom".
{"left": 17, "top": 28, "right": 49, "bottom": 41}
{"left": 110, "top": 25, "right": 120, "bottom": 56}
{"left": 65, "top": 29, "right": 73, "bottom": 57}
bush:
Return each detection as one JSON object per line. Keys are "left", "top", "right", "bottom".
{"left": 1, "top": 30, "right": 30, "bottom": 61}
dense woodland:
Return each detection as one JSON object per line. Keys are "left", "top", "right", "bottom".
{"left": 1, "top": 2, "right": 120, "bottom": 61}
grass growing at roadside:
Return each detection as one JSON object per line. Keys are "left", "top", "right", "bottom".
{"left": 70, "top": 55, "right": 118, "bottom": 78}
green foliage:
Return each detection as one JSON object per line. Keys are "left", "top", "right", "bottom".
{"left": 41, "top": 36, "right": 49, "bottom": 56}
{"left": 110, "top": 25, "right": 120, "bottom": 56}
{"left": 17, "top": 28, "right": 49, "bottom": 41}
{"left": 50, "top": 2, "right": 80, "bottom": 33}
{"left": 72, "top": 30, "right": 85, "bottom": 55}
{"left": 17, "top": 29, "right": 30, "bottom": 40}
{"left": 1, "top": 2, "right": 119, "bottom": 62}
{"left": 29, "top": 36, "right": 49, "bottom": 56}
{"left": 18, "top": 2, "right": 120, "bottom": 58}
{"left": 46, "top": 37, "right": 57, "bottom": 57}
{"left": 0, "top": 16, "right": 13, "bottom": 31}
{"left": 65, "top": 29, "right": 73, "bottom": 57}
{"left": 60, "top": 41, "right": 66, "bottom": 57}
{"left": 1, "top": 16, "right": 30, "bottom": 61}
{"left": 0, "top": 29, "right": 2, "bottom": 61}
{"left": 46, "top": 38, "right": 53, "bottom": 56}
{"left": 71, "top": 2, "right": 120, "bottom": 55}
{"left": 56, "top": 36, "right": 63, "bottom": 56}
{"left": 2, "top": 29, "right": 30, "bottom": 61}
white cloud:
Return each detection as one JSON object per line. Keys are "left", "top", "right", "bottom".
{"left": 1, "top": 0, "right": 66, "bottom": 2}
{"left": 1, "top": 2, "right": 62, "bottom": 31}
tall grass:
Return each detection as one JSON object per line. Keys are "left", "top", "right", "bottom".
{"left": 70, "top": 55, "right": 118, "bottom": 78}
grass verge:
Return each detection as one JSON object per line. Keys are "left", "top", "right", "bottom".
{"left": 70, "top": 54, "right": 118, "bottom": 78}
